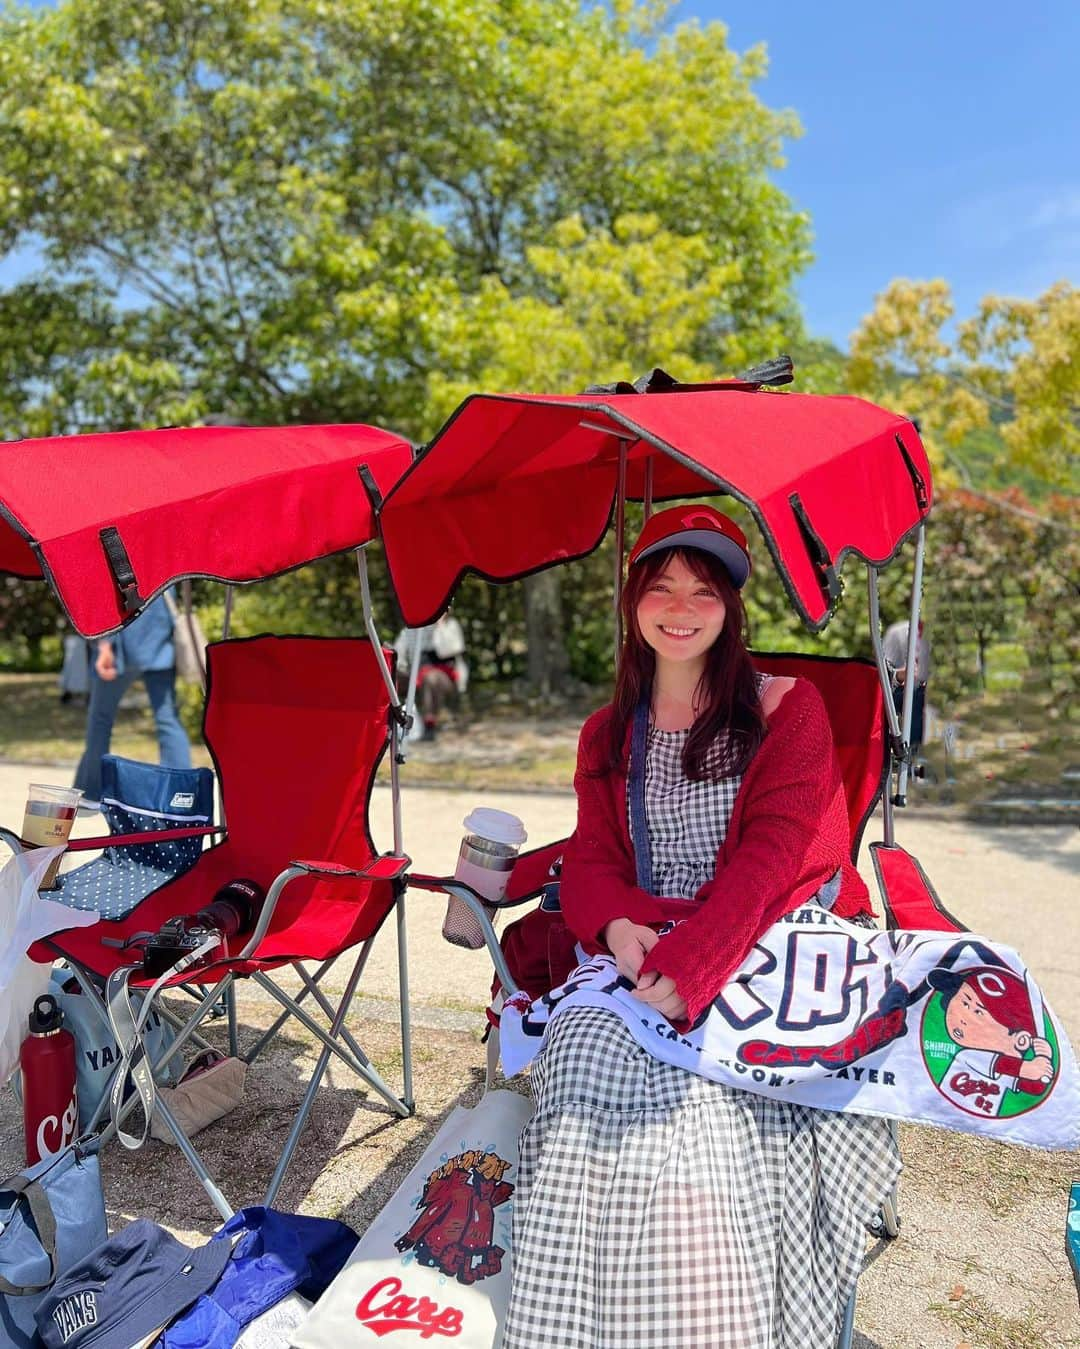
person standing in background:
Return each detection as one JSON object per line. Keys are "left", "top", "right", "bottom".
{"left": 393, "top": 613, "right": 468, "bottom": 741}
{"left": 74, "top": 593, "right": 191, "bottom": 809}
{"left": 58, "top": 631, "right": 90, "bottom": 704}
{"left": 884, "top": 617, "right": 932, "bottom": 752}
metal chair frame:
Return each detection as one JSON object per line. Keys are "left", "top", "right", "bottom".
{"left": 47, "top": 848, "right": 414, "bottom": 1221}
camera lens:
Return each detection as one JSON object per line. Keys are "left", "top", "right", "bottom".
{"left": 197, "top": 878, "right": 265, "bottom": 939}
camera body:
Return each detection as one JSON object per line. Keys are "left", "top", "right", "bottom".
{"left": 139, "top": 878, "right": 265, "bottom": 978}
{"left": 141, "top": 917, "right": 218, "bottom": 978}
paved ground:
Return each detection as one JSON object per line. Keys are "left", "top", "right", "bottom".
{"left": 1, "top": 759, "right": 1078, "bottom": 1347}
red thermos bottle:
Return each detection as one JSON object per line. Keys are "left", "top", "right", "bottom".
{"left": 20, "top": 993, "right": 79, "bottom": 1165}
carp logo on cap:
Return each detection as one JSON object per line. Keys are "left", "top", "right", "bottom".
{"left": 927, "top": 965, "right": 1036, "bottom": 1037}
{"left": 628, "top": 504, "right": 752, "bottom": 589}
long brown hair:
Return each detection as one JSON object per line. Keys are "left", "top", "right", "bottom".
{"left": 599, "top": 547, "right": 767, "bottom": 780}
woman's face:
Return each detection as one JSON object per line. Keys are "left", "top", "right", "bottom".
{"left": 635, "top": 552, "right": 727, "bottom": 669}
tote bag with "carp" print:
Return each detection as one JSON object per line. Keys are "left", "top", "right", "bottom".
{"left": 293, "top": 1089, "right": 533, "bottom": 1348}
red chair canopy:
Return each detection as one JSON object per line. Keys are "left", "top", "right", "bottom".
{"left": 0, "top": 424, "right": 412, "bottom": 637}
{"left": 379, "top": 388, "right": 932, "bottom": 632}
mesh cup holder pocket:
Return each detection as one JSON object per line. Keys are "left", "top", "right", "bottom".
{"left": 441, "top": 893, "right": 493, "bottom": 950}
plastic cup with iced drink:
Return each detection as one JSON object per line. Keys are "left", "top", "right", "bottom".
{"left": 442, "top": 808, "right": 527, "bottom": 949}
{"left": 22, "top": 784, "right": 83, "bottom": 889}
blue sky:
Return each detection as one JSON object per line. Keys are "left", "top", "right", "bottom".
{"left": 5, "top": 1, "right": 1078, "bottom": 349}
{"left": 681, "top": 1, "right": 1080, "bottom": 345}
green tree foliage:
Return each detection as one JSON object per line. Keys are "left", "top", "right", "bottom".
{"left": 0, "top": 575, "right": 62, "bottom": 668}
{"left": 849, "top": 278, "right": 1079, "bottom": 495}
{"left": 926, "top": 490, "right": 1077, "bottom": 705}
{"left": 0, "top": 0, "right": 812, "bottom": 676}
{"left": 847, "top": 279, "right": 1079, "bottom": 718}
{"left": 0, "top": 0, "right": 810, "bottom": 426}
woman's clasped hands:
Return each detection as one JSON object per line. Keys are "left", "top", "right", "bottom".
{"left": 603, "top": 917, "right": 688, "bottom": 1023}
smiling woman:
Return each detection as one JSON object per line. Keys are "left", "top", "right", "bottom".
{"left": 501, "top": 503, "right": 894, "bottom": 1349}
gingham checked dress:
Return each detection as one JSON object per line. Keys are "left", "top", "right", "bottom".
{"left": 501, "top": 699, "right": 901, "bottom": 1349}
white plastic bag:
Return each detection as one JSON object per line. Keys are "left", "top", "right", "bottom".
{"left": 0, "top": 847, "right": 99, "bottom": 1083}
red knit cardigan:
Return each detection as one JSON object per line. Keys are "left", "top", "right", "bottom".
{"left": 559, "top": 679, "right": 873, "bottom": 1025}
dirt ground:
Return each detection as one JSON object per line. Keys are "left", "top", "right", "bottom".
{"left": 0, "top": 763, "right": 1077, "bottom": 1348}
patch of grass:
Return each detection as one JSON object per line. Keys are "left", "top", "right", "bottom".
{"left": 2, "top": 665, "right": 1073, "bottom": 805}
{"left": 932, "top": 1290, "right": 1053, "bottom": 1349}
{"left": 371, "top": 1048, "right": 410, "bottom": 1075}
{"left": 0, "top": 672, "right": 212, "bottom": 768}
{"left": 917, "top": 671, "right": 1076, "bottom": 806}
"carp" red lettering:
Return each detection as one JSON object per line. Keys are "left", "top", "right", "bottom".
{"left": 949, "top": 1072, "right": 1001, "bottom": 1100}
{"left": 355, "top": 1277, "right": 464, "bottom": 1339}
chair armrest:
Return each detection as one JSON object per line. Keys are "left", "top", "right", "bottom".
{"left": 290, "top": 854, "right": 411, "bottom": 881}
{"left": 404, "top": 875, "right": 520, "bottom": 996}
{"left": 406, "top": 873, "right": 539, "bottom": 911}
{"left": 870, "top": 842, "right": 965, "bottom": 932}
{"left": 229, "top": 854, "right": 411, "bottom": 963}
{"left": 1, "top": 825, "right": 222, "bottom": 854}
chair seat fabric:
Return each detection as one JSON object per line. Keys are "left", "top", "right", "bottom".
{"left": 55, "top": 756, "right": 214, "bottom": 919}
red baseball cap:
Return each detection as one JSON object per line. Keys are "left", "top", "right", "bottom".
{"left": 928, "top": 965, "right": 1036, "bottom": 1036}
{"left": 628, "top": 504, "right": 751, "bottom": 589}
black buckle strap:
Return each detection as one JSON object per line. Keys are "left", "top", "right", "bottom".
{"left": 99, "top": 526, "right": 145, "bottom": 615}
{"left": 789, "top": 493, "right": 842, "bottom": 609}
{"left": 739, "top": 354, "right": 794, "bottom": 387}
{"left": 895, "top": 432, "right": 929, "bottom": 511}
{"left": 357, "top": 462, "right": 384, "bottom": 512}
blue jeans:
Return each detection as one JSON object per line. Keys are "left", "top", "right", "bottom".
{"left": 74, "top": 666, "right": 191, "bottom": 802}
{"left": 892, "top": 683, "right": 926, "bottom": 752}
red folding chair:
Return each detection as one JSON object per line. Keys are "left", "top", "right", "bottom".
{"left": 34, "top": 634, "right": 412, "bottom": 1219}
{"left": 380, "top": 368, "right": 942, "bottom": 1349}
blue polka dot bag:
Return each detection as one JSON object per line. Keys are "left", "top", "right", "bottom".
{"left": 54, "top": 756, "right": 215, "bottom": 921}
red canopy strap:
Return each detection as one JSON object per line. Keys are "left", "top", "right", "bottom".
{"left": 0, "top": 824, "right": 221, "bottom": 854}
{"left": 66, "top": 826, "right": 223, "bottom": 852}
